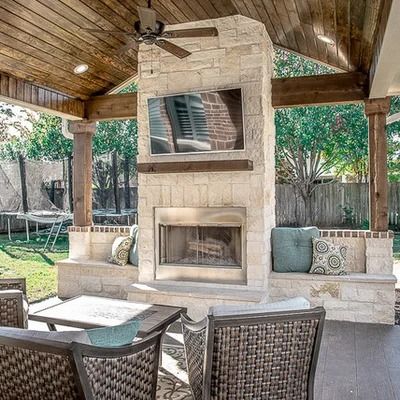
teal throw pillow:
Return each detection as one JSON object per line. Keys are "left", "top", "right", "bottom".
{"left": 272, "top": 227, "right": 319, "bottom": 272}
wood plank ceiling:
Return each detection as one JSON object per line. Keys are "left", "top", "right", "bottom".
{"left": 0, "top": 0, "right": 386, "bottom": 100}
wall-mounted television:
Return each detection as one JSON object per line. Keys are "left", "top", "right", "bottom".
{"left": 148, "top": 88, "right": 244, "bottom": 155}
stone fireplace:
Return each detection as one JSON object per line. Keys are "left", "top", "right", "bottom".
{"left": 135, "top": 14, "right": 275, "bottom": 302}
{"left": 155, "top": 207, "right": 246, "bottom": 284}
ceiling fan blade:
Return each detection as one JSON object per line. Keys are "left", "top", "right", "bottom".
{"left": 163, "top": 27, "right": 218, "bottom": 39}
{"left": 117, "top": 39, "right": 139, "bottom": 55}
{"left": 137, "top": 6, "right": 157, "bottom": 31}
{"left": 155, "top": 39, "right": 191, "bottom": 59}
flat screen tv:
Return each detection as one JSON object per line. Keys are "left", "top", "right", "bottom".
{"left": 148, "top": 88, "right": 244, "bottom": 155}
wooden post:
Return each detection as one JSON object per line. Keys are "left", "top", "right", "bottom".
{"left": 67, "top": 154, "right": 73, "bottom": 212}
{"left": 112, "top": 150, "right": 121, "bottom": 214}
{"left": 18, "top": 153, "right": 28, "bottom": 213}
{"left": 69, "top": 121, "right": 96, "bottom": 227}
{"left": 365, "top": 97, "right": 391, "bottom": 231}
{"left": 123, "top": 157, "right": 131, "bottom": 209}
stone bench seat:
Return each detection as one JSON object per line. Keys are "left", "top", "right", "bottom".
{"left": 269, "top": 271, "right": 396, "bottom": 324}
{"left": 58, "top": 259, "right": 138, "bottom": 300}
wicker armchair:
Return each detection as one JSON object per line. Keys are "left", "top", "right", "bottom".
{"left": 0, "top": 328, "right": 86, "bottom": 399}
{"left": 0, "top": 278, "right": 28, "bottom": 328}
{"left": 73, "top": 330, "right": 163, "bottom": 400}
{"left": 0, "top": 327, "right": 163, "bottom": 400}
{"left": 182, "top": 307, "right": 325, "bottom": 400}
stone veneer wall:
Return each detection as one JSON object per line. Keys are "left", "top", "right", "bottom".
{"left": 137, "top": 15, "right": 275, "bottom": 287}
{"left": 269, "top": 230, "right": 395, "bottom": 324}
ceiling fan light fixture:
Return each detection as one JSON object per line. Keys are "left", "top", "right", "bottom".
{"left": 73, "top": 64, "right": 89, "bottom": 74}
{"left": 317, "top": 34, "right": 335, "bottom": 45}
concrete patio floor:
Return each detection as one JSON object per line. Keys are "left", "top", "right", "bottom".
{"left": 28, "top": 298, "right": 400, "bottom": 400}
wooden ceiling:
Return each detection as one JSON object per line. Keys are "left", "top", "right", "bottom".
{"left": 0, "top": 0, "right": 387, "bottom": 100}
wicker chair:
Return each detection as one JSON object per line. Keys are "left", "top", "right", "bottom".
{"left": 0, "top": 278, "right": 28, "bottom": 328}
{"left": 181, "top": 307, "right": 325, "bottom": 400}
{"left": 0, "top": 327, "right": 163, "bottom": 400}
{"left": 73, "top": 330, "right": 162, "bottom": 400}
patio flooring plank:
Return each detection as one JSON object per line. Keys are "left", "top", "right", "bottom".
{"left": 354, "top": 323, "right": 396, "bottom": 400}
{"left": 318, "top": 321, "right": 358, "bottom": 400}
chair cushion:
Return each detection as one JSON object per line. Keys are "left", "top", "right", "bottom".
{"left": 129, "top": 224, "right": 139, "bottom": 266}
{"left": 309, "top": 238, "right": 347, "bottom": 275}
{"left": 108, "top": 236, "right": 133, "bottom": 266}
{"left": 86, "top": 320, "right": 140, "bottom": 347}
{"left": 272, "top": 227, "right": 319, "bottom": 272}
{"left": 209, "top": 297, "right": 311, "bottom": 316}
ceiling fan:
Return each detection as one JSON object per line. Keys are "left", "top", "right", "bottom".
{"left": 83, "top": 0, "right": 218, "bottom": 59}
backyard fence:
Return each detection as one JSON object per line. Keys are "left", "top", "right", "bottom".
{"left": 276, "top": 182, "right": 400, "bottom": 228}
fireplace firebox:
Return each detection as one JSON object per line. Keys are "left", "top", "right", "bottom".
{"left": 155, "top": 207, "right": 246, "bottom": 284}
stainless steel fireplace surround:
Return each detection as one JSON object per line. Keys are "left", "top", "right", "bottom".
{"left": 155, "top": 207, "right": 246, "bottom": 284}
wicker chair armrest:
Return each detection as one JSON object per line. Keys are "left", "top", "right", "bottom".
{"left": 181, "top": 312, "right": 207, "bottom": 332}
{"left": 0, "top": 289, "right": 26, "bottom": 328}
{"left": 0, "top": 278, "right": 27, "bottom": 294}
{"left": 181, "top": 313, "right": 208, "bottom": 400}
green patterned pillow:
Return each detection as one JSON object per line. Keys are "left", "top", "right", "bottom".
{"left": 108, "top": 236, "right": 133, "bottom": 266}
{"left": 309, "top": 238, "right": 347, "bottom": 275}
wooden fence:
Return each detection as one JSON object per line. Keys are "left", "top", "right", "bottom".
{"left": 276, "top": 182, "right": 400, "bottom": 228}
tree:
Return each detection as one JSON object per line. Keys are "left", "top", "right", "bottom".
{"left": 26, "top": 114, "right": 72, "bottom": 160}
{"left": 274, "top": 49, "right": 371, "bottom": 225}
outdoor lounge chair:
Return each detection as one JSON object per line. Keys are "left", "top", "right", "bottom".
{"left": 181, "top": 306, "right": 325, "bottom": 400}
{"left": 0, "top": 327, "right": 163, "bottom": 400}
{"left": 0, "top": 278, "right": 28, "bottom": 329}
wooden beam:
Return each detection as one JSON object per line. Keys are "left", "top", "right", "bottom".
{"left": 365, "top": 97, "right": 390, "bottom": 231}
{"left": 70, "top": 121, "right": 96, "bottom": 227}
{"left": 387, "top": 111, "right": 400, "bottom": 125}
{"left": 369, "top": 0, "right": 396, "bottom": 98}
{"left": 272, "top": 72, "right": 368, "bottom": 108}
{"left": 85, "top": 93, "right": 137, "bottom": 121}
{"left": 137, "top": 160, "right": 253, "bottom": 174}
{"left": 0, "top": 73, "right": 84, "bottom": 119}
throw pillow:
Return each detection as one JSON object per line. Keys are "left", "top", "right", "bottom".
{"left": 108, "top": 236, "right": 133, "bottom": 266}
{"left": 129, "top": 224, "right": 139, "bottom": 266}
{"left": 86, "top": 320, "right": 140, "bottom": 347}
{"left": 272, "top": 227, "right": 320, "bottom": 272}
{"left": 309, "top": 238, "right": 347, "bottom": 275}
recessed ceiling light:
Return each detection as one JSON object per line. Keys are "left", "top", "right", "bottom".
{"left": 317, "top": 34, "right": 335, "bottom": 45}
{"left": 73, "top": 64, "right": 89, "bottom": 74}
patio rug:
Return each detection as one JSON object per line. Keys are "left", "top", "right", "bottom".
{"left": 157, "top": 345, "right": 193, "bottom": 399}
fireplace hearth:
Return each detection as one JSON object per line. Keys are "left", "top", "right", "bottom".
{"left": 155, "top": 207, "right": 246, "bottom": 284}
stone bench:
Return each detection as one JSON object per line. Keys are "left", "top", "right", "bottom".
{"left": 58, "top": 226, "right": 138, "bottom": 299}
{"left": 269, "top": 272, "right": 396, "bottom": 324}
{"left": 58, "top": 259, "right": 138, "bottom": 300}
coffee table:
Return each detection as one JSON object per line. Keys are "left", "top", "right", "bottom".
{"left": 29, "top": 295, "right": 186, "bottom": 336}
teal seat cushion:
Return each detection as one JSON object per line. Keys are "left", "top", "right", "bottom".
{"left": 86, "top": 320, "right": 140, "bottom": 347}
{"left": 129, "top": 224, "right": 139, "bottom": 266}
{"left": 272, "top": 227, "right": 319, "bottom": 272}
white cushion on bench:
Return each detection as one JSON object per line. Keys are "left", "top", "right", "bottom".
{"left": 208, "top": 296, "right": 311, "bottom": 316}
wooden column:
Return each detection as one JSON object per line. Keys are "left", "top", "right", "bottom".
{"left": 365, "top": 98, "right": 391, "bottom": 231}
{"left": 69, "top": 121, "right": 96, "bottom": 227}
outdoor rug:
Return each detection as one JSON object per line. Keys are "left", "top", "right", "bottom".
{"left": 157, "top": 345, "right": 193, "bottom": 399}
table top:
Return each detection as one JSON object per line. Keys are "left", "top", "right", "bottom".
{"left": 29, "top": 295, "right": 186, "bottom": 335}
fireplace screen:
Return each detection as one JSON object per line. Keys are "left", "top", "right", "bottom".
{"left": 159, "top": 224, "right": 242, "bottom": 267}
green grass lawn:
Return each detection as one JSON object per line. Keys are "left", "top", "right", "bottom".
{"left": 394, "top": 234, "right": 400, "bottom": 261}
{"left": 0, "top": 232, "right": 68, "bottom": 302}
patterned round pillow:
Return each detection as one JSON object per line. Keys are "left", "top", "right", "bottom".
{"left": 108, "top": 236, "right": 134, "bottom": 266}
{"left": 309, "top": 238, "right": 347, "bottom": 275}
